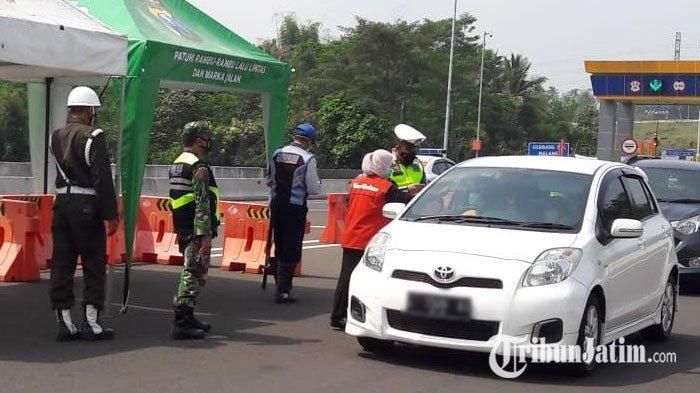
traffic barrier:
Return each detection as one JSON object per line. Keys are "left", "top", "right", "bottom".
{"left": 134, "top": 196, "right": 182, "bottom": 265}
{"left": 106, "top": 197, "right": 126, "bottom": 265}
{"left": 319, "top": 193, "right": 350, "bottom": 244}
{"left": 220, "top": 201, "right": 307, "bottom": 276}
{"left": 0, "top": 199, "right": 40, "bottom": 282}
{"left": 0, "top": 195, "right": 53, "bottom": 269}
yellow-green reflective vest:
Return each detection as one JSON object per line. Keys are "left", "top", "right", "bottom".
{"left": 390, "top": 159, "right": 425, "bottom": 189}
{"left": 169, "top": 152, "right": 220, "bottom": 235}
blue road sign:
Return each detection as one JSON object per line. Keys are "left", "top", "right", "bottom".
{"left": 664, "top": 149, "right": 696, "bottom": 158}
{"left": 528, "top": 142, "right": 571, "bottom": 156}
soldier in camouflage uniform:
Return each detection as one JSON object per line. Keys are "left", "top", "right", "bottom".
{"left": 168, "top": 121, "right": 221, "bottom": 340}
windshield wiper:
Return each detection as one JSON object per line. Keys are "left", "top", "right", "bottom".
{"left": 411, "top": 215, "right": 519, "bottom": 225}
{"left": 657, "top": 198, "right": 700, "bottom": 204}
{"left": 412, "top": 215, "right": 468, "bottom": 222}
{"left": 519, "top": 222, "right": 575, "bottom": 230}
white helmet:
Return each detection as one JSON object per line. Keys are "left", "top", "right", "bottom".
{"left": 67, "top": 86, "right": 101, "bottom": 107}
{"left": 394, "top": 124, "right": 426, "bottom": 146}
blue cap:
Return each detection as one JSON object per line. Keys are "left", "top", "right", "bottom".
{"left": 294, "top": 123, "right": 316, "bottom": 141}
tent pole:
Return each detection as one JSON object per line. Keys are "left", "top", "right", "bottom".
{"left": 43, "top": 77, "right": 53, "bottom": 194}
{"left": 105, "top": 77, "right": 126, "bottom": 317}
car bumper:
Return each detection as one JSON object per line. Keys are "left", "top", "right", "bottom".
{"left": 346, "top": 260, "right": 589, "bottom": 354}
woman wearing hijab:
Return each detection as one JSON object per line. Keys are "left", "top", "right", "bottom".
{"left": 330, "top": 149, "right": 414, "bottom": 329}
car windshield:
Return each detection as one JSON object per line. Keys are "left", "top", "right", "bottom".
{"left": 641, "top": 167, "right": 700, "bottom": 202}
{"left": 401, "top": 167, "right": 593, "bottom": 232}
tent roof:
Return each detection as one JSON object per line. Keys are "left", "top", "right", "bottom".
{"left": 0, "top": 0, "right": 127, "bottom": 81}
{"left": 76, "top": 0, "right": 289, "bottom": 90}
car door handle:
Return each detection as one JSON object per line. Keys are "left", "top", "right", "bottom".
{"left": 637, "top": 240, "right": 647, "bottom": 250}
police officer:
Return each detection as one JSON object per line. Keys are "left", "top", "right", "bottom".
{"left": 267, "top": 123, "right": 321, "bottom": 303}
{"left": 169, "top": 121, "right": 221, "bottom": 340}
{"left": 390, "top": 124, "right": 427, "bottom": 195}
{"left": 49, "top": 86, "right": 118, "bottom": 341}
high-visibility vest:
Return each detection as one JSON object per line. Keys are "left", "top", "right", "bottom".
{"left": 390, "top": 159, "right": 425, "bottom": 189}
{"left": 169, "top": 152, "right": 220, "bottom": 236}
{"left": 341, "top": 175, "right": 393, "bottom": 250}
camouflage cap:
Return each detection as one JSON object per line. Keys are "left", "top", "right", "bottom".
{"left": 182, "top": 121, "right": 211, "bottom": 144}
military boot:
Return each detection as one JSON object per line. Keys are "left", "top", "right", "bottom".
{"left": 171, "top": 305, "right": 205, "bottom": 340}
{"left": 56, "top": 309, "right": 80, "bottom": 342}
{"left": 188, "top": 311, "right": 212, "bottom": 333}
{"left": 80, "top": 304, "right": 114, "bottom": 341}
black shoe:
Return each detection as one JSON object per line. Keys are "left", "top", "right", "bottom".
{"left": 330, "top": 319, "right": 346, "bottom": 330}
{"left": 275, "top": 292, "right": 296, "bottom": 304}
{"left": 172, "top": 306, "right": 206, "bottom": 340}
{"left": 189, "top": 313, "right": 212, "bottom": 333}
{"left": 80, "top": 305, "right": 114, "bottom": 341}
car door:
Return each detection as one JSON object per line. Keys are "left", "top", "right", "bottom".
{"left": 596, "top": 171, "right": 647, "bottom": 330}
{"left": 621, "top": 174, "right": 671, "bottom": 318}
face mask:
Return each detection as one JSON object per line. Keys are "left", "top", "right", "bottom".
{"left": 401, "top": 151, "right": 417, "bottom": 165}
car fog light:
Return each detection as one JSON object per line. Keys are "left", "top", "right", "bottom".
{"left": 531, "top": 319, "right": 563, "bottom": 344}
{"left": 350, "top": 296, "right": 366, "bottom": 323}
{"left": 688, "top": 257, "right": 700, "bottom": 268}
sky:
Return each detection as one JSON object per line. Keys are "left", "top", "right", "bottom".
{"left": 190, "top": 0, "right": 700, "bottom": 92}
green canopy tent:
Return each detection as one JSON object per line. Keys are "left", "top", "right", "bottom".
{"left": 75, "top": 0, "right": 291, "bottom": 298}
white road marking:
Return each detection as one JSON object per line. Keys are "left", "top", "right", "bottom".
{"left": 310, "top": 225, "right": 326, "bottom": 229}
{"left": 109, "top": 303, "right": 214, "bottom": 316}
{"left": 212, "top": 247, "right": 223, "bottom": 252}
{"left": 303, "top": 244, "right": 340, "bottom": 250}
{"left": 303, "top": 240, "right": 319, "bottom": 244}
{"left": 211, "top": 253, "right": 223, "bottom": 258}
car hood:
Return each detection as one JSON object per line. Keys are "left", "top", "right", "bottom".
{"left": 384, "top": 219, "right": 578, "bottom": 263}
{"left": 658, "top": 202, "right": 700, "bottom": 222}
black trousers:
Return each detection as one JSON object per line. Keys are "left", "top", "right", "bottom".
{"left": 49, "top": 194, "right": 107, "bottom": 310}
{"left": 270, "top": 201, "right": 308, "bottom": 294}
{"left": 331, "top": 248, "right": 364, "bottom": 322}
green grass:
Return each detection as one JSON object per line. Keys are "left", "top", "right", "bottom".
{"left": 634, "top": 121, "right": 699, "bottom": 150}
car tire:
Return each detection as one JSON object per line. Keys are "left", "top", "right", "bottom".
{"left": 641, "top": 276, "right": 676, "bottom": 342}
{"left": 570, "top": 294, "right": 603, "bottom": 376}
{"left": 357, "top": 337, "right": 394, "bottom": 353}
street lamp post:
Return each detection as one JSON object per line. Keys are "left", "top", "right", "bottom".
{"left": 442, "top": 0, "right": 458, "bottom": 158}
{"left": 475, "top": 31, "right": 491, "bottom": 158}
{"left": 696, "top": 107, "right": 700, "bottom": 161}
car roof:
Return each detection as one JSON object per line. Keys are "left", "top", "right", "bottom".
{"left": 633, "top": 159, "right": 700, "bottom": 170}
{"left": 456, "top": 155, "right": 619, "bottom": 175}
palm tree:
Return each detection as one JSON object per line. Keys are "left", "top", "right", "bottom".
{"left": 504, "top": 54, "right": 547, "bottom": 96}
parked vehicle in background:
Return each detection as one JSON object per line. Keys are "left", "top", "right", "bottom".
{"left": 633, "top": 159, "right": 700, "bottom": 280}
{"left": 416, "top": 155, "right": 455, "bottom": 183}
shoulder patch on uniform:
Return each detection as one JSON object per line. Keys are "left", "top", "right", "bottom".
{"left": 275, "top": 152, "right": 302, "bottom": 165}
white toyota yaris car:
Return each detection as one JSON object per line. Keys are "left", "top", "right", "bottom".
{"left": 346, "top": 156, "right": 678, "bottom": 372}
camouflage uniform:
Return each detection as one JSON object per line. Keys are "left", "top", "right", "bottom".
{"left": 174, "top": 165, "right": 212, "bottom": 308}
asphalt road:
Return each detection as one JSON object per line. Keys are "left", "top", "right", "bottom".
{"left": 1, "top": 199, "right": 699, "bottom": 393}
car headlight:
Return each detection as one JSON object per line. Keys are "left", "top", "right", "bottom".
{"left": 523, "top": 248, "right": 582, "bottom": 287}
{"left": 364, "top": 232, "right": 391, "bottom": 272}
{"left": 671, "top": 215, "right": 700, "bottom": 236}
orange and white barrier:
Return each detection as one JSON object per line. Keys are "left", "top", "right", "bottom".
{"left": 0, "top": 199, "right": 41, "bottom": 282}
{"left": 319, "top": 193, "right": 350, "bottom": 244}
{"left": 220, "top": 201, "right": 308, "bottom": 276}
{"left": 134, "top": 196, "right": 182, "bottom": 265}
{"left": 0, "top": 195, "right": 54, "bottom": 269}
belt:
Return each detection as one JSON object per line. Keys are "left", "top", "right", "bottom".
{"left": 56, "top": 186, "right": 97, "bottom": 195}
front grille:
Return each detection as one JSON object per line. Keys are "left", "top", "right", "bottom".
{"left": 386, "top": 309, "right": 499, "bottom": 341}
{"left": 392, "top": 270, "right": 503, "bottom": 289}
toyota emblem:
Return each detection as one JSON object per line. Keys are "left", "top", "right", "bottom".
{"left": 434, "top": 266, "right": 455, "bottom": 282}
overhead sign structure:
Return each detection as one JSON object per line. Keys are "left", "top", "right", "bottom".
{"left": 621, "top": 139, "right": 638, "bottom": 155}
{"left": 527, "top": 142, "right": 570, "bottom": 156}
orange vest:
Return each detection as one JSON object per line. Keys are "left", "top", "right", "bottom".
{"left": 341, "top": 175, "right": 393, "bottom": 250}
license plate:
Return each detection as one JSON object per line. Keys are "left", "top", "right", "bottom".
{"left": 407, "top": 293, "right": 471, "bottom": 320}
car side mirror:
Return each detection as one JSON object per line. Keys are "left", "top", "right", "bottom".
{"left": 610, "top": 219, "right": 644, "bottom": 239}
{"left": 383, "top": 203, "right": 407, "bottom": 220}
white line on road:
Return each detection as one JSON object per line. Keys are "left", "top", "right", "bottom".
{"left": 303, "top": 244, "right": 340, "bottom": 250}
{"left": 303, "top": 240, "right": 319, "bottom": 244}
{"left": 109, "top": 303, "right": 214, "bottom": 316}
{"left": 211, "top": 253, "right": 223, "bottom": 258}
{"left": 310, "top": 225, "right": 326, "bottom": 229}
{"left": 212, "top": 247, "right": 223, "bottom": 252}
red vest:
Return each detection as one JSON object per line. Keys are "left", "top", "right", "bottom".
{"left": 341, "top": 175, "right": 393, "bottom": 250}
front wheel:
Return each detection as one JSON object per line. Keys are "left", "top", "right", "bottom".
{"left": 357, "top": 337, "right": 394, "bottom": 353}
{"left": 641, "top": 276, "right": 676, "bottom": 342}
{"left": 570, "top": 295, "right": 603, "bottom": 375}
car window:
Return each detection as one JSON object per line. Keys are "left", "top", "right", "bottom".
{"left": 599, "top": 178, "right": 633, "bottom": 232}
{"left": 622, "top": 177, "right": 655, "bottom": 220}
{"left": 433, "top": 161, "right": 451, "bottom": 175}
{"left": 402, "top": 167, "right": 592, "bottom": 232}
{"left": 639, "top": 167, "right": 700, "bottom": 202}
